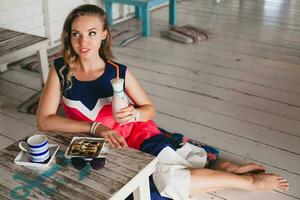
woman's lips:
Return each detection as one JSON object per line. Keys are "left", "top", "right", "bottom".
{"left": 79, "top": 48, "right": 89, "bottom": 54}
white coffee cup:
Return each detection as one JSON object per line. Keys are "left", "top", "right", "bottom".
{"left": 19, "top": 135, "right": 50, "bottom": 163}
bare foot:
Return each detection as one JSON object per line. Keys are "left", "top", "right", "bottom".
{"left": 249, "top": 174, "right": 289, "bottom": 191}
{"left": 217, "top": 161, "right": 265, "bottom": 174}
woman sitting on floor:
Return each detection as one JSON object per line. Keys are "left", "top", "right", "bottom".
{"left": 36, "top": 4, "right": 289, "bottom": 200}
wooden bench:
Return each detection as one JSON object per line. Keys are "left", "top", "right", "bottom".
{"left": 0, "top": 28, "right": 49, "bottom": 85}
{"left": 103, "top": 0, "right": 176, "bottom": 36}
{"left": 0, "top": 28, "right": 49, "bottom": 106}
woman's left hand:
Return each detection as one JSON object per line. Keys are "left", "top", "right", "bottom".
{"left": 115, "top": 105, "right": 136, "bottom": 124}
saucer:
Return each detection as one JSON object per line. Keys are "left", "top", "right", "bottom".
{"left": 14, "top": 144, "right": 60, "bottom": 168}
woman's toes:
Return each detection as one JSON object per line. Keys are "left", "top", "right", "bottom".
{"left": 251, "top": 174, "right": 290, "bottom": 191}
{"left": 279, "top": 183, "right": 289, "bottom": 191}
{"left": 276, "top": 176, "right": 286, "bottom": 181}
{"left": 277, "top": 177, "right": 289, "bottom": 191}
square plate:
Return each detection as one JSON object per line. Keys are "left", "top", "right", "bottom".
{"left": 14, "top": 144, "right": 60, "bottom": 168}
{"left": 64, "top": 137, "right": 108, "bottom": 160}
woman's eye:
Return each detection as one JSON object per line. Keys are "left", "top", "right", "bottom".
{"left": 72, "top": 32, "right": 80, "bottom": 37}
{"left": 89, "top": 31, "right": 97, "bottom": 36}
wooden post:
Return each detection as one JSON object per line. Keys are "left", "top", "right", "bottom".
{"left": 37, "top": 48, "right": 49, "bottom": 84}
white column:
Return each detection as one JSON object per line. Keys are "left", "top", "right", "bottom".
{"left": 37, "top": 48, "right": 49, "bottom": 84}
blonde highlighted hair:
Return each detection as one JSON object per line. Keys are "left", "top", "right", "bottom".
{"left": 60, "top": 4, "right": 113, "bottom": 90}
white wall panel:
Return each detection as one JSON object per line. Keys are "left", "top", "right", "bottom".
{"left": 0, "top": 0, "right": 133, "bottom": 45}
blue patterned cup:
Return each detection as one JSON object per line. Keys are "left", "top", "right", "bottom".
{"left": 19, "top": 135, "right": 50, "bottom": 163}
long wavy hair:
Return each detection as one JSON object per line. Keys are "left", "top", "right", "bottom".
{"left": 60, "top": 4, "right": 113, "bottom": 91}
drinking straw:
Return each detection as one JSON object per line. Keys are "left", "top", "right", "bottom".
{"left": 107, "top": 60, "right": 119, "bottom": 79}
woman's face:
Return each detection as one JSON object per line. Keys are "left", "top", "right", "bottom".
{"left": 71, "top": 15, "right": 107, "bottom": 60}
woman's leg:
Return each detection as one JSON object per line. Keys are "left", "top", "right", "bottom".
{"left": 213, "top": 160, "right": 266, "bottom": 174}
{"left": 189, "top": 168, "right": 289, "bottom": 196}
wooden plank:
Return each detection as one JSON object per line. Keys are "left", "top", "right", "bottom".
{"left": 0, "top": 33, "right": 47, "bottom": 56}
{"left": 130, "top": 67, "right": 300, "bottom": 138}
{"left": 179, "top": 2, "right": 300, "bottom": 27}
{"left": 114, "top": 46, "right": 300, "bottom": 106}
{"left": 137, "top": 79, "right": 300, "bottom": 153}
{"left": 47, "top": 0, "right": 84, "bottom": 21}
{"left": 0, "top": 95, "right": 36, "bottom": 127}
{"left": 0, "top": 134, "right": 14, "bottom": 151}
{"left": 151, "top": 25, "right": 300, "bottom": 66}
{"left": 0, "top": 70, "right": 41, "bottom": 92}
{"left": 127, "top": 38, "right": 300, "bottom": 85}
{"left": 0, "top": 158, "right": 109, "bottom": 200}
{"left": 0, "top": 78, "right": 37, "bottom": 102}
{"left": 0, "top": 1, "right": 43, "bottom": 27}
{"left": 151, "top": 21, "right": 300, "bottom": 74}
{"left": 153, "top": 18, "right": 300, "bottom": 53}
{"left": 152, "top": 6, "right": 300, "bottom": 51}
{"left": 0, "top": 0, "right": 39, "bottom": 11}
{"left": 26, "top": 26, "right": 46, "bottom": 38}
{"left": 114, "top": 53, "right": 300, "bottom": 121}
{"left": 1, "top": 13, "right": 44, "bottom": 34}
{"left": 152, "top": 99, "right": 300, "bottom": 175}
{"left": 47, "top": 0, "right": 84, "bottom": 10}
{"left": 156, "top": 1, "right": 300, "bottom": 43}
{"left": 0, "top": 113, "right": 35, "bottom": 141}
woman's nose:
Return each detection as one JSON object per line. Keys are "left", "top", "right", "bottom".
{"left": 79, "top": 35, "right": 88, "bottom": 45}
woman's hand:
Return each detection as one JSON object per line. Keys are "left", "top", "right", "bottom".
{"left": 115, "top": 105, "right": 137, "bottom": 124}
{"left": 95, "top": 125, "right": 128, "bottom": 148}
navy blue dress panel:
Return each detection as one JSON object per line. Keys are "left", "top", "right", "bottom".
{"left": 53, "top": 58, "right": 127, "bottom": 111}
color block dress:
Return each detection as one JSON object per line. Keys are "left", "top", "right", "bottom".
{"left": 53, "top": 58, "right": 219, "bottom": 200}
{"left": 53, "top": 57, "right": 161, "bottom": 150}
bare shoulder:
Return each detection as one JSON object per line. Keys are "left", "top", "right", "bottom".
{"left": 47, "top": 65, "right": 60, "bottom": 84}
{"left": 42, "top": 65, "right": 61, "bottom": 95}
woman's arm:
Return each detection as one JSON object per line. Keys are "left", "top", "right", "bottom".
{"left": 36, "top": 66, "right": 127, "bottom": 148}
{"left": 36, "top": 66, "right": 91, "bottom": 133}
{"left": 119, "top": 68, "right": 156, "bottom": 122}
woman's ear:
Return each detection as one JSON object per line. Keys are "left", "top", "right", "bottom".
{"left": 101, "top": 30, "right": 108, "bottom": 40}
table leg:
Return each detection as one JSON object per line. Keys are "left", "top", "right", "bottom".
{"left": 135, "top": 6, "right": 141, "bottom": 19}
{"left": 141, "top": 4, "right": 150, "bottom": 36}
{"left": 169, "top": 0, "right": 176, "bottom": 25}
{"left": 37, "top": 48, "right": 49, "bottom": 85}
{"left": 104, "top": 1, "right": 114, "bottom": 27}
{"left": 133, "top": 178, "right": 151, "bottom": 200}
{"left": 0, "top": 63, "right": 7, "bottom": 106}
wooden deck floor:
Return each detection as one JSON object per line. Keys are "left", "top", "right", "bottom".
{"left": 0, "top": 0, "right": 299, "bottom": 199}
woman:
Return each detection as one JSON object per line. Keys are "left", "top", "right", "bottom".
{"left": 37, "top": 4, "right": 289, "bottom": 200}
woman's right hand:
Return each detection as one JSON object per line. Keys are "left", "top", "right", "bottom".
{"left": 95, "top": 125, "right": 128, "bottom": 148}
